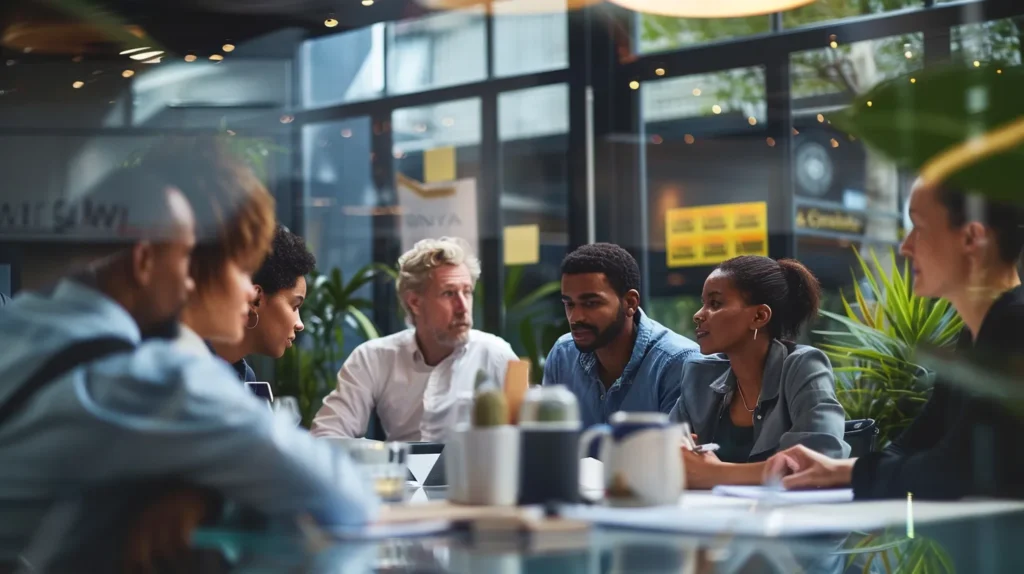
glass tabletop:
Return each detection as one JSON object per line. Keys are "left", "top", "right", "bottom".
{"left": 188, "top": 486, "right": 1024, "bottom": 573}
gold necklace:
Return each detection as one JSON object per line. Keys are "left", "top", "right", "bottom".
{"left": 736, "top": 383, "right": 757, "bottom": 413}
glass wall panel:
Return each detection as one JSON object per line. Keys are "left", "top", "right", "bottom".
{"left": 951, "top": 17, "right": 1024, "bottom": 68}
{"left": 387, "top": 9, "right": 487, "bottom": 95}
{"left": 302, "top": 117, "right": 376, "bottom": 287}
{"left": 784, "top": 0, "right": 921, "bottom": 30}
{"left": 790, "top": 34, "right": 921, "bottom": 301}
{"left": 302, "top": 25, "right": 385, "bottom": 107}
{"left": 636, "top": 14, "right": 769, "bottom": 53}
{"left": 493, "top": 1, "right": 568, "bottom": 77}
{"left": 641, "top": 67, "right": 770, "bottom": 338}
{"left": 498, "top": 84, "right": 570, "bottom": 367}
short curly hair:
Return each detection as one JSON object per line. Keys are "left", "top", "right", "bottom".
{"left": 560, "top": 243, "right": 641, "bottom": 297}
{"left": 251, "top": 226, "right": 317, "bottom": 296}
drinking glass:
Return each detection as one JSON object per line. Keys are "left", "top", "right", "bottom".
{"left": 345, "top": 440, "right": 410, "bottom": 503}
{"left": 272, "top": 396, "right": 302, "bottom": 426}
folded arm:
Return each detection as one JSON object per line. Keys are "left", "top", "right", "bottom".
{"left": 83, "top": 349, "right": 379, "bottom": 527}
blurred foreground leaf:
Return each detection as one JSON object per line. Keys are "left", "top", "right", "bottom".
{"left": 830, "top": 64, "right": 1024, "bottom": 202}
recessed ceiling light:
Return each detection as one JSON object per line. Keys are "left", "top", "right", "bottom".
{"left": 655, "top": 67, "right": 665, "bottom": 76}
{"left": 119, "top": 47, "right": 151, "bottom": 55}
{"left": 129, "top": 50, "right": 164, "bottom": 61}
{"left": 209, "top": 54, "right": 224, "bottom": 61}
{"left": 122, "top": 69, "right": 135, "bottom": 78}
{"left": 72, "top": 81, "right": 84, "bottom": 89}
{"left": 362, "top": 0, "right": 374, "bottom": 5}
{"left": 325, "top": 17, "right": 339, "bottom": 27}
{"left": 143, "top": 57, "right": 161, "bottom": 64}
{"left": 629, "top": 80, "right": 640, "bottom": 90}
{"left": 184, "top": 54, "right": 197, "bottom": 62}
{"left": 222, "top": 44, "right": 235, "bottom": 52}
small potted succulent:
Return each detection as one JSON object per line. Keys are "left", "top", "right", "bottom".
{"left": 446, "top": 370, "right": 520, "bottom": 506}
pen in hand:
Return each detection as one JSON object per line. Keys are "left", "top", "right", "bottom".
{"left": 692, "top": 443, "right": 720, "bottom": 454}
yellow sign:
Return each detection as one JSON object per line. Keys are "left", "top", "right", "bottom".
{"left": 665, "top": 202, "right": 768, "bottom": 268}
{"left": 503, "top": 224, "right": 540, "bottom": 265}
{"left": 424, "top": 146, "right": 456, "bottom": 183}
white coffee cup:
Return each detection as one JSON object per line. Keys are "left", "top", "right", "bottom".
{"left": 578, "top": 412, "right": 684, "bottom": 506}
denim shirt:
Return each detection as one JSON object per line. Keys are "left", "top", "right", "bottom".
{"left": 0, "top": 280, "right": 378, "bottom": 565}
{"left": 670, "top": 339, "right": 850, "bottom": 461}
{"left": 542, "top": 309, "right": 699, "bottom": 428}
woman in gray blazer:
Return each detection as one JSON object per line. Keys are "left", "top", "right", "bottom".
{"left": 672, "top": 256, "right": 849, "bottom": 489}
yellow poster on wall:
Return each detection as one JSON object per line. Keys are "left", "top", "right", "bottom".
{"left": 666, "top": 202, "right": 768, "bottom": 268}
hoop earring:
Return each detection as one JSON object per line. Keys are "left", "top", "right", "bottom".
{"left": 246, "top": 311, "right": 260, "bottom": 330}
{"left": 753, "top": 328, "right": 758, "bottom": 341}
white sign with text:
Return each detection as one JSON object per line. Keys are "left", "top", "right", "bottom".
{"left": 396, "top": 177, "right": 479, "bottom": 256}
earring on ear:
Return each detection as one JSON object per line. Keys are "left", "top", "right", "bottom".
{"left": 753, "top": 328, "right": 758, "bottom": 341}
{"left": 247, "top": 311, "right": 260, "bottom": 330}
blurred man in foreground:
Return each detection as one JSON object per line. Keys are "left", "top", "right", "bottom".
{"left": 312, "top": 237, "right": 517, "bottom": 441}
{"left": 764, "top": 180, "right": 1024, "bottom": 499}
{"left": 0, "top": 167, "right": 377, "bottom": 571}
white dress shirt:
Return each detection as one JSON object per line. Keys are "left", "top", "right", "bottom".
{"left": 311, "top": 329, "right": 518, "bottom": 442}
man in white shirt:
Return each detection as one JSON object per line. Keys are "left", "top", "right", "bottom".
{"left": 311, "top": 237, "right": 517, "bottom": 442}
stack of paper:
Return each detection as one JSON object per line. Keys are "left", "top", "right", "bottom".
{"left": 711, "top": 485, "right": 854, "bottom": 504}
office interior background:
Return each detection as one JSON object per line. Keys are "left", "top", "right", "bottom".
{"left": 0, "top": 0, "right": 1021, "bottom": 365}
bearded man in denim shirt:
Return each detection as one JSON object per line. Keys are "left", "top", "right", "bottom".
{"left": 542, "top": 243, "right": 698, "bottom": 428}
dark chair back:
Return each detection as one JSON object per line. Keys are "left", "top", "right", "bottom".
{"left": 844, "top": 419, "right": 879, "bottom": 458}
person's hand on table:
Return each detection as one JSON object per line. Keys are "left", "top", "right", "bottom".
{"left": 763, "top": 445, "right": 856, "bottom": 489}
{"left": 682, "top": 447, "right": 725, "bottom": 490}
{"left": 124, "top": 487, "right": 212, "bottom": 573}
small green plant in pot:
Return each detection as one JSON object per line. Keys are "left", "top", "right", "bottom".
{"left": 274, "top": 264, "right": 397, "bottom": 426}
{"left": 814, "top": 248, "right": 963, "bottom": 446}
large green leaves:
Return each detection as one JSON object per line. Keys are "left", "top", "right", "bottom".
{"left": 830, "top": 64, "right": 1024, "bottom": 202}
{"left": 814, "top": 248, "right": 962, "bottom": 445}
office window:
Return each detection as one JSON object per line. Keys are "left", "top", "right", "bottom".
{"left": 784, "top": 0, "right": 921, "bottom": 29}
{"left": 387, "top": 9, "right": 487, "bottom": 95}
{"left": 498, "top": 84, "right": 570, "bottom": 360}
{"left": 302, "top": 25, "right": 385, "bottom": 107}
{"left": 493, "top": 1, "right": 568, "bottom": 76}
{"left": 790, "top": 34, "right": 922, "bottom": 288}
{"left": 641, "top": 67, "right": 770, "bottom": 336}
{"left": 637, "top": 14, "right": 769, "bottom": 53}
{"left": 951, "top": 18, "right": 1023, "bottom": 68}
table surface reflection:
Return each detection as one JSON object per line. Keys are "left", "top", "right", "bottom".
{"left": 191, "top": 486, "right": 1024, "bottom": 574}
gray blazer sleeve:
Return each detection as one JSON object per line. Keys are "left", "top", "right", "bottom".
{"left": 778, "top": 348, "right": 850, "bottom": 458}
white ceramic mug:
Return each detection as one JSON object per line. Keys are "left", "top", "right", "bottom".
{"left": 578, "top": 411, "right": 684, "bottom": 506}
{"left": 447, "top": 425, "right": 520, "bottom": 506}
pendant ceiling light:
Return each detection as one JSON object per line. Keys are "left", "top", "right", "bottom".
{"left": 415, "top": 0, "right": 600, "bottom": 14}
{"left": 608, "top": 0, "right": 816, "bottom": 18}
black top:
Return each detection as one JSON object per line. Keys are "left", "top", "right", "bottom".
{"left": 713, "top": 412, "right": 755, "bottom": 464}
{"left": 852, "top": 285, "right": 1024, "bottom": 500}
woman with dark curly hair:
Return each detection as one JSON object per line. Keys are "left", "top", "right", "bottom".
{"left": 213, "top": 225, "right": 316, "bottom": 381}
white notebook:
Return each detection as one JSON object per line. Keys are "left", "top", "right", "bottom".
{"left": 711, "top": 485, "right": 854, "bottom": 504}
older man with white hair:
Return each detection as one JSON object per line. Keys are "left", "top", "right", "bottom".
{"left": 311, "top": 237, "right": 517, "bottom": 442}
